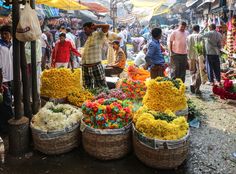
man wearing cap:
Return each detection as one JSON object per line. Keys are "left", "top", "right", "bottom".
{"left": 105, "top": 40, "right": 126, "bottom": 77}
{"left": 51, "top": 33, "right": 80, "bottom": 69}
{"left": 82, "top": 22, "right": 110, "bottom": 89}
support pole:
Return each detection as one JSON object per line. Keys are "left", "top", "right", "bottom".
{"left": 20, "top": 42, "right": 32, "bottom": 118}
{"left": 30, "top": 0, "right": 40, "bottom": 114}
{"left": 9, "top": 0, "right": 29, "bottom": 156}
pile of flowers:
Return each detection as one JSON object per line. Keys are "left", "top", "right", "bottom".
{"left": 82, "top": 98, "right": 133, "bottom": 129}
{"left": 31, "top": 102, "right": 83, "bottom": 132}
{"left": 127, "top": 65, "right": 150, "bottom": 81}
{"left": 117, "top": 79, "right": 146, "bottom": 100}
{"left": 41, "top": 68, "right": 82, "bottom": 99}
{"left": 95, "top": 89, "right": 127, "bottom": 100}
{"left": 126, "top": 60, "right": 134, "bottom": 67}
{"left": 143, "top": 77, "right": 187, "bottom": 112}
{"left": 67, "top": 88, "right": 94, "bottom": 107}
{"left": 133, "top": 106, "right": 189, "bottom": 140}
{"left": 213, "top": 79, "right": 236, "bottom": 100}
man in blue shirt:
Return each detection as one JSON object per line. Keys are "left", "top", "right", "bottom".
{"left": 145, "top": 28, "right": 165, "bottom": 79}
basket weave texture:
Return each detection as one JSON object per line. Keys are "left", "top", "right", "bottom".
{"left": 31, "top": 123, "right": 80, "bottom": 155}
{"left": 133, "top": 125, "right": 190, "bottom": 169}
{"left": 81, "top": 120, "right": 132, "bottom": 160}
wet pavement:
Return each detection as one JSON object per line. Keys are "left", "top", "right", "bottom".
{"left": 0, "top": 147, "right": 187, "bottom": 174}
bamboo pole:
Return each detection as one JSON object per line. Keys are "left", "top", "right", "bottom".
{"left": 30, "top": 0, "right": 40, "bottom": 114}
{"left": 20, "top": 42, "right": 32, "bottom": 118}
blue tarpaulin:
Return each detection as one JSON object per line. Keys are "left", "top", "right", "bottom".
{"left": 0, "top": 0, "right": 11, "bottom": 9}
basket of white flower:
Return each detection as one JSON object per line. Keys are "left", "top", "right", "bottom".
{"left": 30, "top": 102, "right": 83, "bottom": 155}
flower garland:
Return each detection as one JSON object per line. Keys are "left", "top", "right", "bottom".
{"left": 127, "top": 65, "right": 150, "bottom": 81}
{"left": 143, "top": 77, "right": 187, "bottom": 112}
{"left": 67, "top": 88, "right": 94, "bottom": 107}
{"left": 134, "top": 107, "right": 189, "bottom": 140}
{"left": 31, "top": 102, "right": 83, "bottom": 132}
{"left": 82, "top": 98, "right": 133, "bottom": 129}
{"left": 41, "top": 68, "right": 82, "bottom": 99}
{"left": 117, "top": 78, "right": 146, "bottom": 100}
{"left": 213, "top": 79, "right": 236, "bottom": 100}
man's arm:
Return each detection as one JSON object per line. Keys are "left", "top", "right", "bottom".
{"left": 94, "top": 24, "right": 110, "bottom": 33}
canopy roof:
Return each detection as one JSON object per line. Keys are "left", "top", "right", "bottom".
{"left": 36, "top": 0, "right": 88, "bottom": 10}
{"left": 80, "top": 2, "right": 109, "bottom": 13}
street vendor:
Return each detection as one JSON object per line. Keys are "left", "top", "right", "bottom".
{"left": 82, "top": 22, "right": 109, "bottom": 89}
{"left": 105, "top": 40, "right": 126, "bottom": 77}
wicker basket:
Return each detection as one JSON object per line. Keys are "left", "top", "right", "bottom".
{"left": 81, "top": 120, "right": 132, "bottom": 160}
{"left": 31, "top": 123, "right": 80, "bottom": 155}
{"left": 133, "top": 124, "right": 190, "bottom": 169}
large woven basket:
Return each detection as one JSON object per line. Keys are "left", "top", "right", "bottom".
{"left": 31, "top": 123, "right": 80, "bottom": 155}
{"left": 81, "top": 120, "right": 132, "bottom": 160}
{"left": 133, "top": 124, "right": 190, "bottom": 169}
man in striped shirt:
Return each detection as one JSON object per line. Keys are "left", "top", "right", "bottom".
{"left": 82, "top": 22, "right": 109, "bottom": 89}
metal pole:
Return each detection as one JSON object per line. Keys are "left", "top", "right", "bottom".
{"left": 30, "top": 0, "right": 40, "bottom": 114}
{"left": 20, "top": 42, "right": 32, "bottom": 118}
{"left": 12, "top": 0, "right": 22, "bottom": 120}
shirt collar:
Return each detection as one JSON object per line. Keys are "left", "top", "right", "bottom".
{"left": 0, "top": 39, "right": 12, "bottom": 49}
{"left": 152, "top": 38, "right": 159, "bottom": 43}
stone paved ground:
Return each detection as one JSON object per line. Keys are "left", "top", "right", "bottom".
{"left": 0, "top": 77, "right": 236, "bottom": 174}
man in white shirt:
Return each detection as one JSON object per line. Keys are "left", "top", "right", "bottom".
{"left": 134, "top": 45, "right": 147, "bottom": 67}
{"left": 0, "top": 25, "right": 13, "bottom": 132}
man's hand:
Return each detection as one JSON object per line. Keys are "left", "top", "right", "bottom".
{"left": 143, "top": 64, "right": 149, "bottom": 70}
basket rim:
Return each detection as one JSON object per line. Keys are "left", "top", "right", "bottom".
{"left": 81, "top": 119, "right": 132, "bottom": 134}
{"left": 132, "top": 123, "right": 190, "bottom": 143}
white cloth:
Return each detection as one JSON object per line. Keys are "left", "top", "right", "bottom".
{"left": 25, "top": 39, "right": 42, "bottom": 64}
{"left": 134, "top": 50, "right": 146, "bottom": 67}
{"left": 106, "top": 32, "right": 119, "bottom": 64}
{"left": 55, "top": 62, "right": 68, "bottom": 68}
{"left": 66, "top": 32, "right": 76, "bottom": 47}
{"left": 118, "top": 32, "right": 125, "bottom": 47}
{"left": 0, "top": 44, "right": 13, "bottom": 82}
{"left": 40, "top": 33, "right": 47, "bottom": 48}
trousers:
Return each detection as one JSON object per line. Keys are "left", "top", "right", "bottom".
{"left": 206, "top": 55, "right": 221, "bottom": 83}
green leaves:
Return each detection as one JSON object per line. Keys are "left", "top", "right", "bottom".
{"left": 193, "top": 42, "right": 204, "bottom": 56}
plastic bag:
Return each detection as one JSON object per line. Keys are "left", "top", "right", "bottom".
{"left": 16, "top": 3, "right": 42, "bottom": 42}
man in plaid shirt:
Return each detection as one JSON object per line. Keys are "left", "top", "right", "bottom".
{"left": 82, "top": 22, "right": 109, "bottom": 89}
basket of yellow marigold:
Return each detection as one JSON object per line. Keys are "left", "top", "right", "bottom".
{"left": 132, "top": 106, "right": 190, "bottom": 169}
{"left": 40, "top": 68, "right": 82, "bottom": 103}
{"left": 143, "top": 77, "right": 188, "bottom": 119}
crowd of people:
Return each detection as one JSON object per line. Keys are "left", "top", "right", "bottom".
{"left": 0, "top": 19, "right": 224, "bottom": 132}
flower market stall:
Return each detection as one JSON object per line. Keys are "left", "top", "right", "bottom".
{"left": 30, "top": 63, "right": 190, "bottom": 168}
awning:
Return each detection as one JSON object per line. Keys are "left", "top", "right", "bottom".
{"left": 36, "top": 0, "right": 88, "bottom": 10}
{"left": 197, "top": 0, "right": 215, "bottom": 8}
{"left": 80, "top": 2, "right": 109, "bottom": 13}
{"left": 186, "top": 0, "right": 199, "bottom": 7}
{"left": 130, "top": 0, "right": 168, "bottom": 8}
